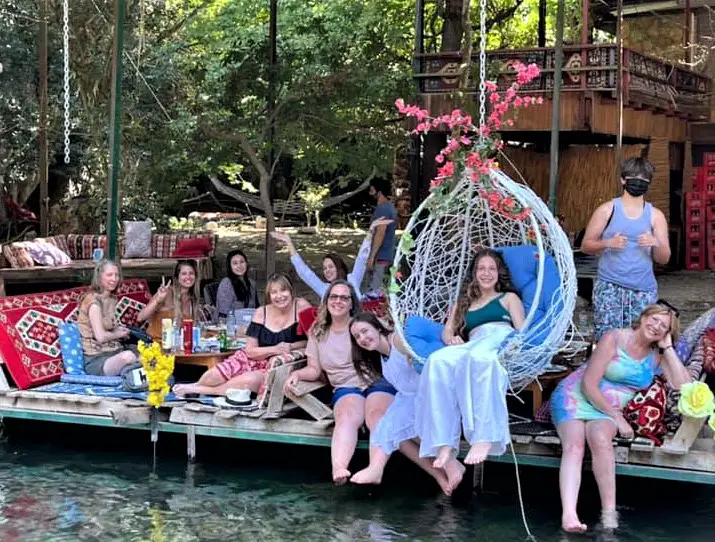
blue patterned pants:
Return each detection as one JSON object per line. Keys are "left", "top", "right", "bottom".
{"left": 593, "top": 279, "right": 658, "bottom": 341}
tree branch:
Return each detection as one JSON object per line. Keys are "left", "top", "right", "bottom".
{"left": 485, "top": 0, "right": 526, "bottom": 32}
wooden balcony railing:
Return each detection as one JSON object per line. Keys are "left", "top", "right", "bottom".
{"left": 414, "top": 45, "right": 712, "bottom": 120}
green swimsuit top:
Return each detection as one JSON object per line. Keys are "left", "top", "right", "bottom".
{"left": 464, "top": 294, "right": 512, "bottom": 336}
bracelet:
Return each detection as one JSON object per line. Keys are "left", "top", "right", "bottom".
{"left": 658, "top": 345, "right": 674, "bottom": 354}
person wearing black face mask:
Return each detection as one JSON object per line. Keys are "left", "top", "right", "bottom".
{"left": 580, "top": 157, "right": 671, "bottom": 341}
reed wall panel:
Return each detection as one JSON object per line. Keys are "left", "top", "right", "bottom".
{"left": 647, "top": 138, "right": 671, "bottom": 223}
{"left": 503, "top": 144, "right": 644, "bottom": 234}
{"left": 684, "top": 140, "right": 693, "bottom": 193}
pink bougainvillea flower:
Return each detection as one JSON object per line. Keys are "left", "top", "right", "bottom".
{"left": 536, "top": 96, "right": 544, "bottom": 105}
{"left": 434, "top": 154, "right": 445, "bottom": 164}
{"left": 437, "top": 162, "right": 455, "bottom": 178}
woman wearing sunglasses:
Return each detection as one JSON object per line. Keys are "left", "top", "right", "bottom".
{"left": 551, "top": 302, "right": 691, "bottom": 533}
{"left": 580, "top": 157, "right": 671, "bottom": 340}
{"left": 284, "top": 280, "right": 396, "bottom": 484}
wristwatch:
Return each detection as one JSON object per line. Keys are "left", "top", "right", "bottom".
{"left": 658, "top": 344, "right": 673, "bottom": 355}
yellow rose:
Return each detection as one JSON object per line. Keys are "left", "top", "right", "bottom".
{"left": 678, "top": 382, "right": 715, "bottom": 418}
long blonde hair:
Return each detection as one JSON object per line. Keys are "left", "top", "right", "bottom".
{"left": 632, "top": 303, "right": 681, "bottom": 345}
{"left": 89, "top": 259, "right": 122, "bottom": 295}
{"left": 311, "top": 280, "right": 360, "bottom": 342}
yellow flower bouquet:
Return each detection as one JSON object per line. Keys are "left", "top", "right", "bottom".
{"left": 137, "top": 341, "right": 175, "bottom": 408}
{"left": 678, "top": 381, "right": 715, "bottom": 419}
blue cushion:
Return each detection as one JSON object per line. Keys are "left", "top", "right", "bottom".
{"left": 60, "top": 374, "right": 123, "bottom": 386}
{"left": 404, "top": 245, "right": 562, "bottom": 364}
{"left": 58, "top": 323, "right": 86, "bottom": 375}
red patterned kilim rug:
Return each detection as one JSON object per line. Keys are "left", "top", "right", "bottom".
{"left": 0, "top": 279, "right": 150, "bottom": 389}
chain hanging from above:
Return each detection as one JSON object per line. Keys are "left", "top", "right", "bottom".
{"left": 63, "top": 0, "right": 71, "bottom": 164}
{"left": 478, "top": 0, "right": 487, "bottom": 143}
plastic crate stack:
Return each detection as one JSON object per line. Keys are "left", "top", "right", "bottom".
{"left": 689, "top": 152, "right": 715, "bottom": 270}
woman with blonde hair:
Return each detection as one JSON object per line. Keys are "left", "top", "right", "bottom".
{"left": 138, "top": 260, "right": 205, "bottom": 338}
{"left": 174, "top": 273, "right": 310, "bottom": 396}
{"left": 77, "top": 260, "right": 137, "bottom": 376}
{"left": 285, "top": 280, "right": 396, "bottom": 484}
{"left": 551, "top": 302, "right": 691, "bottom": 532}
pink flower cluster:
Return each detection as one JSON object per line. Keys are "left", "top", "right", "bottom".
{"left": 395, "top": 61, "right": 543, "bottom": 193}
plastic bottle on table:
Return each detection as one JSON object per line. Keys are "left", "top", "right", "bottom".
{"left": 226, "top": 312, "right": 236, "bottom": 339}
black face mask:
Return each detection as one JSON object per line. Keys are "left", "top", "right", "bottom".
{"left": 624, "top": 177, "right": 650, "bottom": 197}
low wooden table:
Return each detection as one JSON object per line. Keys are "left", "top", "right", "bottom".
{"left": 174, "top": 351, "right": 234, "bottom": 369}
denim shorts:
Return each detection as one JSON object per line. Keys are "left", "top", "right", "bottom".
{"left": 332, "top": 378, "right": 397, "bottom": 405}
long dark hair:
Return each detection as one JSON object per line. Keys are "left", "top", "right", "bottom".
{"left": 311, "top": 280, "right": 361, "bottom": 342}
{"left": 453, "top": 248, "right": 513, "bottom": 339}
{"left": 323, "top": 253, "right": 349, "bottom": 281}
{"left": 349, "top": 312, "right": 391, "bottom": 384}
{"left": 226, "top": 249, "right": 252, "bottom": 304}
{"left": 172, "top": 259, "right": 202, "bottom": 322}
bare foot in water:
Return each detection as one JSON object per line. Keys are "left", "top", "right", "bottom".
{"left": 464, "top": 442, "right": 491, "bottom": 465}
{"left": 601, "top": 509, "right": 618, "bottom": 531}
{"left": 433, "top": 446, "right": 453, "bottom": 469}
{"left": 350, "top": 466, "right": 384, "bottom": 485}
{"left": 443, "top": 458, "right": 465, "bottom": 492}
{"left": 562, "top": 513, "right": 587, "bottom": 533}
{"left": 333, "top": 468, "right": 351, "bottom": 485}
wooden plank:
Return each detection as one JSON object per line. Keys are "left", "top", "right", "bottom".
{"left": 291, "top": 379, "right": 327, "bottom": 397}
{"left": 266, "top": 364, "right": 292, "bottom": 415}
{"left": 661, "top": 415, "right": 708, "bottom": 455}
{"left": 284, "top": 387, "right": 333, "bottom": 421}
{"left": 169, "top": 406, "right": 334, "bottom": 436}
{"left": 110, "top": 406, "right": 154, "bottom": 425}
{"left": 0, "top": 394, "right": 126, "bottom": 417}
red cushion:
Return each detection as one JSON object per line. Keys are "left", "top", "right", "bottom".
{"left": 297, "top": 307, "right": 318, "bottom": 336}
{"left": 172, "top": 238, "right": 212, "bottom": 258}
{"left": 0, "top": 279, "right": 151, "bottom": 389}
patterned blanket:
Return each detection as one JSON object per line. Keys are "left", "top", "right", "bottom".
{"left": 0, "top": 280, "right": 150, "bottom": 389}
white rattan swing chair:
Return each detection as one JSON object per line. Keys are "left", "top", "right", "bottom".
{"left": 388, "top": 6, "right": 577, "bottom": 393}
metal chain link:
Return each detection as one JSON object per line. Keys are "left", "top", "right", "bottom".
{"left": 63, "top": 0, "right": 71, "bottom": 164}
{"left": 478, "top": 0, "right": 487, "bottom": 142}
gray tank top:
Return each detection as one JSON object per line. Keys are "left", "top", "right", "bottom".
{"left": 597, "top": 198, "right": 656, "bottom": 291}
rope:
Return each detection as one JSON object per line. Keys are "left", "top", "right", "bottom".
{"left": 507, "top": 432, "right": 536, "bottom": 541}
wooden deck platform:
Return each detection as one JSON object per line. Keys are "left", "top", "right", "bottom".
{"left": 0, "top": 390, "right": 713, "bottom": 485}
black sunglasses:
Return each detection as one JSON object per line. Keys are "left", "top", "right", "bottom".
{"left": 657, "top": 299, "right": 680, "bottom": 318}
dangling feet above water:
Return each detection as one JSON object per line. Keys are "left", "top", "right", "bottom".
{"left": 433, "top": 446, "right": 454, "bottom": 469}
{"left": 333, "top": 468, "right": 351, "bottom": 485}
{"left": 443, "top": 458, "right": 465, "bottom": 493}
{"left": 464, "top": 441, "right": 491, "bottom": 465}
{"left": 350, "top": 465, "right": 384, "bottom": 486}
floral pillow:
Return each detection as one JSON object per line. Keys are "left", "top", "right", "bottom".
{"left": 25, "top": 241, "right": 72, "bottom": 266}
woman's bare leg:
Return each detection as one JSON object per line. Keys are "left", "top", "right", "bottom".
{"left": 399, "top": 439, "right": 455, "bottom": 495}
{"left": 103, "top": 350, "right": 137, "bottom": 376}
{"left": 174, "top": 369, "right": 265, "bottom": 396}
{"left": 332, "top": 394, "right": 365, "bottom": 484}
{"left": 556, "top": 420, "right": 588, "bottom": 533}
{"left": 586, "top": 419, "right": 618, "bottom": 529}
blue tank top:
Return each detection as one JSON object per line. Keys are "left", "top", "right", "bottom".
{"left": 464, "top": 294, "right": 512, "bottom": 336}
{"left": 598, "top": 198, "right": 656, "bottom": 291}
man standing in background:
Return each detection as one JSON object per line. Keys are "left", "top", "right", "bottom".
{"left": 366, "top": 178, "right": 397, "bottom": 292}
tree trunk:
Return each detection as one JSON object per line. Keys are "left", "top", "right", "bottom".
{"left": 442, "top": 0, "right": 465, "bottom": 51}
{"left": 259, "top": 172, "right": 276, "bottom": 276}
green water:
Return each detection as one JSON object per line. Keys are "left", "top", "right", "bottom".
{"left": 0, "top": 422, "right": 713, "bottom": 541}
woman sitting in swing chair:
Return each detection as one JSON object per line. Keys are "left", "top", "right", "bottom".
{"left": 415, "top": 248, "right": 525, "bottom": 468}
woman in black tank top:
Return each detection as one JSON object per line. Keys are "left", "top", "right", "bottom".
{"left": 174, "top": 274, "right": 311, "bottom": 397}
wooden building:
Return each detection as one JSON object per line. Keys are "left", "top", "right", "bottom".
{"left": 402, "top": 0, "right": 714, "bottom": 267}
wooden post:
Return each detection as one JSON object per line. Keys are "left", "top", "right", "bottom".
{"left": 472, "top": 462, "right": 485, "bottom": 495}
{"left": 548, "top": 0, "right": 566, "bottom": 213}
{"left": 187, "top": 425, "right": 196, "bottom": 461}
{"left": 38, "top": 0, "right": 49, "bottom": 237}
{"left": 615, "top": 0, "right": 624, "bottom": 183}
{"left": 684, "top": 0, "right": 692, "bottom": 65}
{"left": 106, "top": 0, "right": 126, "bottom": 260}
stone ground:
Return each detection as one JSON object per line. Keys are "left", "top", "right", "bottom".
{"left": 211, "top": 227, "right": 715, "bottom": 329}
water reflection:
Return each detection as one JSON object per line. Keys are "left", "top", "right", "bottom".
{"left": 0, "top": 430, "right": 713, "bottom": 541}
